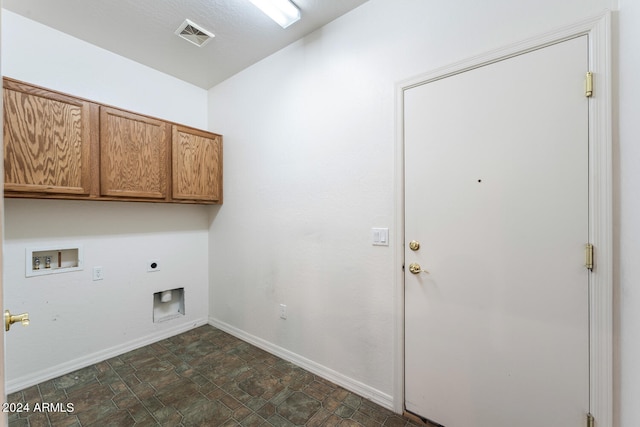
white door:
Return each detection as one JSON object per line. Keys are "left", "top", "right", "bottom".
{"left": 0, "top": 179, "right": 5, "bottom": 427}
{"left": 404, "top": 36, "right": 589, "bottom": 427}
{"left": 1, "top": 10, "right": 7, "bottom": 422}
{"left": 0, "top": 175, "right": 5, "bottom": 427}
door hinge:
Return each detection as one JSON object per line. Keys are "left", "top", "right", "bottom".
{"left": 585, "top": 72, "right": 594, "bottom": 97}
{"left": 587, "top": 412, "right": 594, "bottom": 427}
{"left": 585, "top": 243, "right": 594, "bottom": 271}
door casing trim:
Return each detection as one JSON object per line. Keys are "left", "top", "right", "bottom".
{"left": 393, "top": 11, "right": 612, "bottom": 426}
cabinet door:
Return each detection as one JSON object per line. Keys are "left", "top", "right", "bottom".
{"left": 3, "top": 79, "right": 95, "bottom": 195}
{"left": 100, "top": 107, "right": 170, "bottom": 199}
{"left": 172, "top": 126, "right": 222, "bottom": 203}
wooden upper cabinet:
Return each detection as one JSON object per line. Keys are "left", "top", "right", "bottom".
{"left": 172, "top": 126, "right": 222, "bottom": 202}
{"left": 100, "top": 107, "right": 170, "bottom": 200}
{"left": 3, "top": 78, "right": 96, "bottom": 195}
{"left": 3, "top": 78, "right": 222, "bottom": 204}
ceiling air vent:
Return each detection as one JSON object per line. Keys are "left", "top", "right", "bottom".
{"left": 175, "top": 19, "right": 214, "bottom": 47}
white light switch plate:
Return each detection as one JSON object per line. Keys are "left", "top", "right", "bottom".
{"left": 372, "top": 228, "right": 389, "bottom": 246}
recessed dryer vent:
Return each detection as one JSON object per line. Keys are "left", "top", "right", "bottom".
{"left": 153, "top": 288, "right": 185, "bottom": 323}
{"left": 175, "top": 19, "right": 214, "bottom": 47}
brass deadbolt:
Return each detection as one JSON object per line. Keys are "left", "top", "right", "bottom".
{"left": 409, "top": 240, "right": 420, "bottom": 251}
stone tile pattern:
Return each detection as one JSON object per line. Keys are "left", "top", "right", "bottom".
{"left": 7, "top": 326, "right": 429, "bottom": 426}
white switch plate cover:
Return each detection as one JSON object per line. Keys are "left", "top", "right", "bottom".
{"left": 372, "top": 228, "right": 389, "bottom": 246}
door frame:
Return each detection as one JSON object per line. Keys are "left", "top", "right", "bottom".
{"left": 393, "top": 11, "right": 612, "bottom": 426}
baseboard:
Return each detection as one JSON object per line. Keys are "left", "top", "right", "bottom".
{"left": 6, "top": 317, "right": 209, "bottom": 394}
{"left": 208, "top": 317, "right": 395, "bottom": 412}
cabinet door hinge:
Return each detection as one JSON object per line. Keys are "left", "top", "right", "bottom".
{"left": 587, "top": 412, "right": 594, "bottom": 427}
{"left": 585, "top": 72, "right": 594, "bottom": 97}
{"left": 585, "top": 243, "right": 594, "bottom": 271}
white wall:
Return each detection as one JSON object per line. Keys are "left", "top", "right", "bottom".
{"left": 1, "top": 11, "right": 211, "bottom": 391}
{"left": 1, "top": 11, "right": 206, "bottom": 128}
{"left": 616, "top": 1, "right": 640, "bottom": 426}
{"left": 207, "top": 0, "right": 622, "bottom": 414}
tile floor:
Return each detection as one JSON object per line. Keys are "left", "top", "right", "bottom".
{"left": 6, "top": 325, "right": 427, "bottom": 426}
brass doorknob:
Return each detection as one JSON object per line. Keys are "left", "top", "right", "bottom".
{"left": 5, "top": 310, "right": 30, "bottom": 332}
{"left": 409, "top": 263, "right": 429, "bottom": 274}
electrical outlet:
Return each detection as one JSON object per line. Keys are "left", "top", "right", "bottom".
{"left": 92, "top": 266, "right": 104, "bottom": 281}
{"left": 279, "top": 304, "right": 287, "bottom": 320}
{"left": 147, "top": 260, "right": 160, "bottom": 272}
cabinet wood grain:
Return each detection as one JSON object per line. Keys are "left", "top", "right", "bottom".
{"left": 172, "top": 126, "right": 222, "bottom": 202}
{"left": 100, "top": 107, "right": 170, "bottom": 200}
{"left": 3, "top": 79, "right": 95, "bottom": 195}
{"left": 4, "top": 78, "right": 223, "bottom": 204}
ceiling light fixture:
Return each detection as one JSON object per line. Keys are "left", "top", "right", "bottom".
{"left": 249, "top": 0, "right": 301, "bottom": 29}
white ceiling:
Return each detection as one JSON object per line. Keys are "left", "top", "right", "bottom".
{"left": 3, "top": 0, "right": 369, "bottom": 89}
